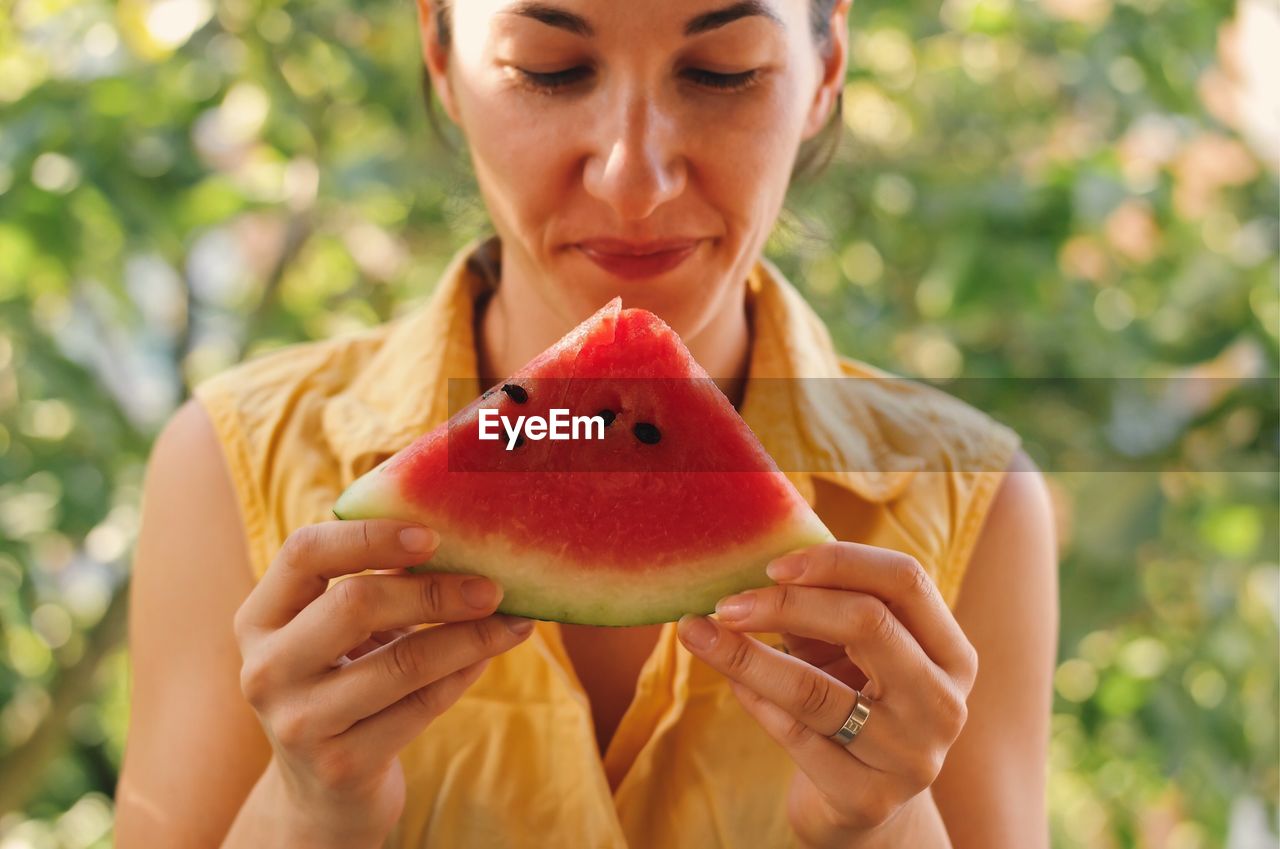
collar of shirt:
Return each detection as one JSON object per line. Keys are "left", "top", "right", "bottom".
{"left": 321, "top": 234, "right": 923, "bottom": 505}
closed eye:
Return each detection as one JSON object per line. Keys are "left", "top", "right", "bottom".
{"left": 517, "top": 66, "right": 593, "bottom": 91}
{"left": 515, "top": 66, "right": 761, "bottom": 94}
{"left": 685, "top": 68, "right": 759, "bottom": 91}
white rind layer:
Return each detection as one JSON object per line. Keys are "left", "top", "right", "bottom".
{"left": 333, "top": 464, "right": 835, "bottom": 626}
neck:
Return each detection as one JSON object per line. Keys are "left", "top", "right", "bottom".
{"left": 475, "top": 247, "right": 753, "bottom": 410}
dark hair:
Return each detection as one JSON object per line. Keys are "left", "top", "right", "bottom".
{"left": 420, "top": 1, "right": 846, "bottom": 185}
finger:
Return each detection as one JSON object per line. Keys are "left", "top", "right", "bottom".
{"left": 679, "top": 615, "right": 932, "bottom": 776}
{"left": 764, "top": 636, "right": 872, "bottom": 704}
{"left": 342, "top": 628, "right": 412, "bottom": 663}
{"left": 766, "top": 543, "right": 974, "bottom": 677}
{"left": 682, "top": 613, "right": 862, "bottom": 740}
{"left": 725, "top": 679, "right": 916, "bottom": 834}
{"left": 328, "top": 655, "right": 494, "bottom": 783}
{"left": 342, "top": 638, "right": 380, "bottom": 664}
{"left": 237, "top": 520, "right": 442, "bottom": 634}
{"left": 790, "top": 644, "right": 871, "bottom": 692}
{"left": 318, "top": 614, "right": 535, "bottom": 733}
{"left": 274, "top": 572, "right": 503, "bottom": 673}
{"left": 776, "top": 634, "right": 845, "bottom": 668}
{"left": 713, "top": 586, "right": 938, "bottom": 701}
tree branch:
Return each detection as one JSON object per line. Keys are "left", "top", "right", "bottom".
{"left": 0, "top": 580, "right": 129, "bottom": 814}
{"left": 0, "top": 211, "right": 313, "bottom": 814}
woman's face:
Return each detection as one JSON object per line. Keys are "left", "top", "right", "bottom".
{"left": 419, "top": 0, "right": 848, "bottom": 337}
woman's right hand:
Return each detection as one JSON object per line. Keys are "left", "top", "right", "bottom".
{"left": 230, "top": 518, "right": 534, "bottom": 848}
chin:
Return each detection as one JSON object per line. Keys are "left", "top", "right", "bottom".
{"left": 546, "top": 243, "right": 732, "bottom": 340}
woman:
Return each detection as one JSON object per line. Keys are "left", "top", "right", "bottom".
{"left": 116, "top": 1, "right": 1059, "bottom": 847}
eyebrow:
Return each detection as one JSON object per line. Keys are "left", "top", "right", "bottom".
{"left": 501, "top": 1, "right": 784, "bottom": 38}
{"left": 685, "top": 1, "right": 784, "bottom": 36}
{"left": 503, "top": 2, "right": 594, "bottom": 37}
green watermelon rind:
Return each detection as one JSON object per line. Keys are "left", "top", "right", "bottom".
{"left": 333, "top": 466, "right": 835, "bottom": 626}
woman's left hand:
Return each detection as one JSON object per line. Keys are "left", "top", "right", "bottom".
{"left": 676, "top": 541, "right": 978, "bottom": 849}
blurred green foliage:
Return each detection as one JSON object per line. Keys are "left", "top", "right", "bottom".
{"left": 0, "top": 0, "right": 1276, "bottom": 846}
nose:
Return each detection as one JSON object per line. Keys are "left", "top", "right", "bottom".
{"left": 582, "top": 90, "right": 686, "bottom": 221}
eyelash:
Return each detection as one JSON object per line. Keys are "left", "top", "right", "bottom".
{"left": 515, "top": 67, "right": 761, "bottom": 95}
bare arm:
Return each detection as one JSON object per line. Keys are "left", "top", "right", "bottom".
{"left": 932, "top": 448, "right": 1060, "bottom": 849}
{"left": 115, "top": 399, "right": 272, "bottom": 847}
{"left": 115, "top": 399, "right": 532, "bottom": 849}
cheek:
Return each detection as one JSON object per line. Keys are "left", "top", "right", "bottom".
{"left": 683, "top": 87, "right": 805, "bottom": 225}
{"left": 460, "top": 94, "right": 568, "bottom": 230}
{"left": 468, "top": 97, "right": 561, "bottom": 169}
{"left": 686, "top": 81, "right": 805, "bottom": 155}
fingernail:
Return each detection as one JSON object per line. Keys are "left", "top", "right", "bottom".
{"left": 766, "top": 557, "right": 802, "bottom": 582}
{"left": 505, "top": 616, "right": 534, "bottom": 636}
{"left": 678, "top": 614, "right": 718, "bottom": 650}
{"left": 461, "top": 578, "right": 499, "bottom": 608}
{"left": 715, "top": 593, "right": 755, "bottom": 621}
{"left": 400, "top": 526, "right": 439, "bottom": 553}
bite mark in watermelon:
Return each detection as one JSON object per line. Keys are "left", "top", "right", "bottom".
{"left": 333, "top": 297, "right": 834, "bottom": 626}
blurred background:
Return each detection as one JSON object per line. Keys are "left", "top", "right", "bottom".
{"left": 0, "top": 0, "right": 1277, "bottom": 846}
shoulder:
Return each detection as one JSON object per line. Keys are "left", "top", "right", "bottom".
{"left": 835, "top": 355, "right": 1022, "bottom": 473}
{"left": 147, "top": 398, "right": 238, "bottom": 510}
{"left": 991, "top": 448, "right": 1054, "bottom": 516}
{"left": 186, "top": 324, "right": 400, "bottom": 577}
{"left": 827, "top": 355, "right": 1027, "bottom": 604}
{"left": 960, "top": 447, "right": 1058, "bottom": 603}
{"left": 192, "top": 326, "right": 389, "bottom": 417}
{"left": 190, "top": 323, "right": 397, "bottom": 479}
{"left": 951, "top": 446, "right": 1058, "bottom": 662}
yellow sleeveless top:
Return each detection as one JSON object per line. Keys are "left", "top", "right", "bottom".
{"left": 194, "top": 235, "right": 1021, "bottom": 849}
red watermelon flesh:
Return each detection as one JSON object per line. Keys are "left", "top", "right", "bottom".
{"left": 332, "top": 297, "right": 834, "bottom": 625}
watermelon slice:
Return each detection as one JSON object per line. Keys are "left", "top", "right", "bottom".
{"left": 332, "top": 298, "right": 834, "bottom": 626}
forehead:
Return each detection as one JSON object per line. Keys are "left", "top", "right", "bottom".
{"left": 454, "top": 0, "right": 798, "bottom": 40}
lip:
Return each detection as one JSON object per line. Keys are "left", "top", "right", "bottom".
{"left": 576, "top": 238, "right": 701, "bottom": 279}
{"left": 577, "top": 238, "right": 701, "bottom": 255}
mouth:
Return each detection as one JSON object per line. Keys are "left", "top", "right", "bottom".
{"left": 574, "top": 239, "right": 702, "bottom": 280}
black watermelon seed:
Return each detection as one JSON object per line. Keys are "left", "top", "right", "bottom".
{"left": 596, "top": 409, "right": 616, "bottom": 427}
{"left": 633, "top": 422, "right": 661, "bottom": 444}
{"left": 513, "top": 433, "right": 526, "bottom": 448}
{"left": 502, "top": 383, "right": 528, "bottom": 404}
